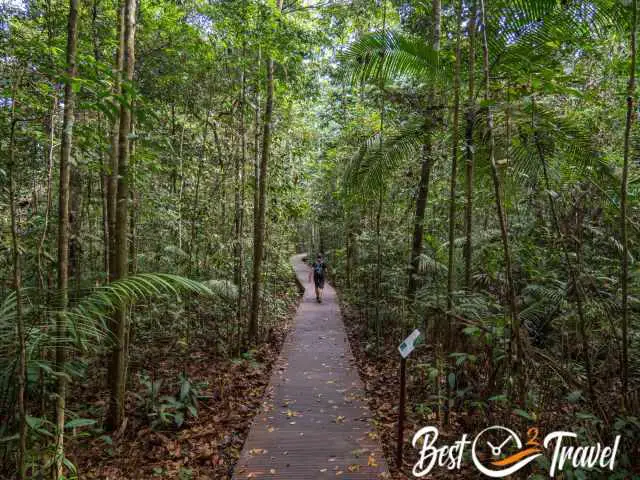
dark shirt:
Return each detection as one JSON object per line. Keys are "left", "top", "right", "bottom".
{"left": 312, "top": 261, "right": 326, "bottom": 278}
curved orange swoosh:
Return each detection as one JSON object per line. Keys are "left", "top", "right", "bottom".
{"left": 491, "top": 448, "right": 543, "bottom": 467}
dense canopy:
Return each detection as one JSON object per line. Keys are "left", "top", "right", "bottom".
{"left": 1, "top": 0, "right": 639, "bottom": 478}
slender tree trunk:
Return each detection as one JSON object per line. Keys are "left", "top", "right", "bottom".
{"left": 479, "top": 0, "right": 522, "bottom": 396}
{"left": 38, "top": 94, "right": 57, "bottom": 290}
{"left": 253, "top": 47, "right": 262, "bottom": 248}
{"left": 54, "top": 0, "right": 79, "bottom": 476}
{"left": 129, "top": 119, "right": 137, "bottom": 275}
{"left": 70, "top": 165, "right": 83, "bottom": 296}
{"left": 177, "top": 121, "right": 186, "bottom": 251}
{"left": 8, "top": 86, "right": 27, "bottom": 480}
{"left": 463, "top": 0, "right": 477, "bottom": 289}
{"left": 235, "top": 45, "right": 247, "bottom": 350}
{"left": 531, "top": 98, "right": 596, "bottom": 407}
{"left": 249, "top": 2, "right": 282, "bottom": 342}
{"left": 444, "top": 8, "right": 462, "bottom": 420}
{"left": 407, "top": 0, "right": 441, "bottom": 305}
{"left": 621, "top": 0, "right": 637, "bottom": 404}
{"left": 446, "top": 0, "right": 462, "bottom": 346}
{"left": 191, "top": 110, "right": 209, "bottom": 272}
{"left": 107, "top": 0, "right": 136, "bottom": 431}
{"left": 107, "top": 0, "right": 125, "bottom": 282}
{"left": 374, "top": 0, "right": 387, "bottom": 356}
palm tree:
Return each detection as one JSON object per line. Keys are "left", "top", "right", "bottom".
{"left": 340, "top": 0, "right": 623, "bottom": 405}
{"left": 0, "top": 273, "right": 225, "bottom": 478}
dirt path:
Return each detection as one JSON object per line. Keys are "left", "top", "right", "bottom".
{"left": 232, "top": 254, "right": 390, "bottom": 479}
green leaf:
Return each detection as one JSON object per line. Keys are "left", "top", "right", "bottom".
{"left": 513, "top": 408, "right": 534, "bottom": 420}
{"left": 341, "top": 31, "right": 445, "bottom": 86}
{"left": 64, "top": 418, "right": 97, "bottom": 429}
{"left": 566, "top": 390, "right": 583, "bottom": 403}
{"left": 174, "top": 411, "right": 184, "bottom": 428}
{"left": 180, "top": 379, "right": 190, "bottom": 401}
{"left": 488, "top": 394, "right": 508, "bottom": 402}
{"left": 25, "top": 415, "right": 54, "bottom": 437}
{"left": 63, "top": 457, "right": 78, "bottom": 473}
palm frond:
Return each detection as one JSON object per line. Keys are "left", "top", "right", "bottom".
{"left": 0, "top": 274, "right": 215, "bottom": 358}
{"left": 0, "top": 292, "right": 17, "bottom": 326}
{"left": 343, "top": 116, "right": 425, "bottom": 197}
{"left": 453, "top": 291, "right": 499, "bottom": 321}
{"left": 521, "top": 282, "right": 567, "bottom": 305}
{"left": 489, "top": 0, "right": 622, "bottom": 74}
{"left": 340, "top": 31, "right": 444, "bottom": 86}
{"left": 417, "top": 253, "right": 447, "bottom": 275}
{"left": 67, "top": 273, "right": 213, "bottom": 329}
{"left": 203, "top": 279, "right": 239, "bottom": 300}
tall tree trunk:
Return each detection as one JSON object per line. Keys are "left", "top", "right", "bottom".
{"left": 191, "top": 110, "right": 209, "bottom": 272}
{"left": 8, "top": 81, "right": 27, "bottom": 480}
{"left": 177, "top": 121, "right": 186, "bottom": 251}
{"left": 249, "top": 2, "right": 282, "bottom": 342}
{"left": 107, "top": 0, "right": 125, "bottom": 281}
{"left": 374, "top": 0, "right": 387, "bottom": 356}
{"left": 446, "top": 0, "right": 462, "bottom": 345}
{"left": 479, "top": 0, "right": 522, "bottom": 397}
{"left": 235, "top": 45, "right": 247, "bottom": 351}
{"left": 129, "top": 119, "right": 137, "bottom": 275}
{"left": 253, "top": 46, "right": 262, "bottom": 252}
{"left": 54, "top": 0, "right": 79, "bottom": 476}
{"left": 107, "top": 0, "right": 136, "bottom": 431}
{"left": 38, "top": 94, "right": 57, "bottom": 290}
{"left": 531, "top": 99, "right": 596, "bottom": 408}
{"left": 70, "top": 164, "right": 83, "bottom": 297}
{"left": 621, "top": 0, "right": 637, "bottom": 404}
{"left": 444, "top": 2, "right": 462, "bottom": 422}
{"left": 407, "top": 0, "right": 441, "bottom": 304}
{"left": 463, "top": 0, "right": 477, "bottom": 289}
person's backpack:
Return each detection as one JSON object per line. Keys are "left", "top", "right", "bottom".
{"left": 314, "top": 262, "right": 324, "bottom": 276}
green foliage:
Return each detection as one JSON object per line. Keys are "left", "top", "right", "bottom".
{"left": 138, "top": 373, "right": 203, "bottom": 429}
{"left": 341, "top": 31, "right": 444, "bottom": 86}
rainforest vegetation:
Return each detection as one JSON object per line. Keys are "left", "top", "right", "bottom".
{"left": 1, "top": 0, "right": 639, "bottom": 478}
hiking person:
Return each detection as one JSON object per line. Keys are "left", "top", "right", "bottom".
{"left": 309, "top": 253, "right": 327, "bottom": 303}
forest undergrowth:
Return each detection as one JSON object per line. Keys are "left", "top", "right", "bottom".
{"left": 63, "top": 281, "right": 299, "bottom": 480}
{"left": 341, "top": 289, "right": 640, "bottom": 479}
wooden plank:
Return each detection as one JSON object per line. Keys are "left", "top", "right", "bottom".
{"left": 233, "top": 254, "right": 390, "bottom": 479}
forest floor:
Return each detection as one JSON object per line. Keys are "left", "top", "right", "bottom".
{"left": 66, "top": 299, "right": 299, "bottom": 479}
{"left": 340, "top": 302, "right": 414, "bottom": 480}
{"left": 340, "top": 302, "right": 474, "bottom": 480}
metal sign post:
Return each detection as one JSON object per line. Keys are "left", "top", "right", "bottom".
{"left": 396, "top": 356, "right": 407, "bottom": 468}
{"left": 396, "top": 329, "right": 420, "bottom": 469}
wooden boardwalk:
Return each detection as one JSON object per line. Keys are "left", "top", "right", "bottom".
{"left": 233, "top": 254, "right": 390, "bottom": 479}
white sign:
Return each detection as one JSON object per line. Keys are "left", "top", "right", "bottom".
{"left": 398, "top": 329, "right": 421, "bottom": 358}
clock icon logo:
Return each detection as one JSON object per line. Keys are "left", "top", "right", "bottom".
{"left": 472, "top": 426, "right": 543, "bottom": 478}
